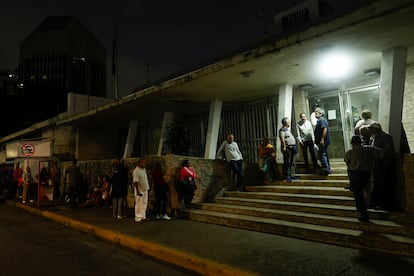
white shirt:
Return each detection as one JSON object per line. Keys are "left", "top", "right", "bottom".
{"left": 132, "top": 166, "right": 149, "bottom": 195}
{"left": 296, "top": 120, "right": 315, "bottom": 143}
{"left": 216, "top": 141, "right": 243, "bottom": 161}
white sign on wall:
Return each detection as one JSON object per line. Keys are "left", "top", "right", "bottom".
{"left": 6, "top": 140, "right": 51, "bottom": 158}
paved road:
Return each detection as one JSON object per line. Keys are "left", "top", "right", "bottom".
{"left": 0, "top": 203, "right": 196, "bottom": 276}
{"left": 5, "top": 200, "right": 414, "bottom": 275}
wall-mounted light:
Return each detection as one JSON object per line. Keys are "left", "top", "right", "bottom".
{"left": 299, "top": 83, "right": 313, "bottom": 90}
{"left": 363, "top": 68, "right": 380, "bottom": 76}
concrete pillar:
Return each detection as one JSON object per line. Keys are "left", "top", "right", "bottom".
{"left": 276, "top": 83, "right": 293, "bottom": 163}
{"left": 379, "top": 47, "right": 407, "bottom": 153}
{"left": 204, "top": 100, "right": 223, "bottom": 159}
{"left": 123, "top": 120, "right": 138, "bottom": 158}
{"left": 157, "top": 112, "right": 175, "bottom": 156}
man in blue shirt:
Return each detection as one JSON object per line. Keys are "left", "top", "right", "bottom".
{"left": 314, "top": 108, "right": 332, "bottom": 175}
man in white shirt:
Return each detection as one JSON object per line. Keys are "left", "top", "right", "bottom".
{"left": 296, "top": 113, "right": 319, "bottom": 171}
{"left": 216, "top": 134, "right": 244, "bottom": 191}
{"left": 132, "top": 158, "right": 150, "bottom": 223}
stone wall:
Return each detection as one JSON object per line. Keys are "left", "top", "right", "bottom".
{"left": 63, "top": 155, "right": 265, "bottom": 215}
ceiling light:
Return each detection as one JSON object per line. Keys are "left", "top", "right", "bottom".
{"left": 299, "top": 83, "right": 313, "bottom": 90}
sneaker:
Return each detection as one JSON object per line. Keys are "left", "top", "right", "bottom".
{"left": 22, "top": 200, "right": 26, "bottom": 204}
{"left": 29, "top": 199, "right": 34, "bottom": 203}
{"left": 156, "top": 214, "right": 161, "bottom": 220}
{"left": 161, "top": 214, "right": 171, "bottom": 220}
{"left": 117, "top": 215, "right": 123, "bottom": 219}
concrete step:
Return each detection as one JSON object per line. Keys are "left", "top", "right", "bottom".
{"left": 193, "top": 203, "right": 414, "bottom": 237}
{"left": 215, "top": 196, "right": 359, "bottom": 216}
{"left": 293, "top": 173, "right": 349, "bottom": 180}
{"left": 245, "top": 185, "right": 352, "bottom": 197}
{"left": 267, "top": 178, "right": 349, "bottom": 187}
{"left": 223, "top": 191, "right": 356, "bottom": 206}
{"left": 178, "top": 209, "right": 414, "bottom": 257}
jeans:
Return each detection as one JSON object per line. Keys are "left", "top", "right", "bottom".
{"left": 282, "top": 145, "right": 297, "bottom": 178}
{"left": 317, "top": 144, "right": 331, "bottom": 173}
{"left": 229, "top": 160, "right": 243, "bottom": 190}
{"left": 348, "top": 170, "right": 370, "bottom": 219}
{"left": 301, "top": 140, "right": 318, "bottom": 169}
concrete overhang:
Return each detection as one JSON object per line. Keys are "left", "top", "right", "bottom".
{"left": 1, "top": 0, "right": 414, "bottom": 143}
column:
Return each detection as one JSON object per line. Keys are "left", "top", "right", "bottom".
{"left": 157, "top": 112, "right": 174, "bottom": 156}
{"left": 379, "top": 47, "right": 407, "bottom": 153}
{"left": 276, "top": 83, "right": 293, "bottom": 163}
{"left": 123, "top": 120, "right": 138, "bottom": 158}
{"left": 204, "top": 100, "right": 223, "bottom": 159}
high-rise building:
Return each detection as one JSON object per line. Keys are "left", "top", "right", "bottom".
{"left": 15, "top": 16, "right": 106, "bottom": 122}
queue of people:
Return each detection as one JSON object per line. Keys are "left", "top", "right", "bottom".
{"left": 3, "top": 107, "right": 401, "bottom": 224}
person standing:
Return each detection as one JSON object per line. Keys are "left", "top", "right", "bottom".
{"left": 65, "top": 158, "right": 81, "bottom": 208}
{"left": 11, "top": 162, "right": 23, "bottom": 198}
{"left": 180, "top": 160, "right": 197, "bottom": 209}
{"left": 152, "top": 162, "right": 171, "bottom": 220}
{"left": 279, "top": 117, "right": 298, "bottom": 181}
{"left": 354, "top": 109, "right": 375, "bottom": 136}
{"left": 310, "top": 103, "right": 320, "bottom": 129}
{"left": 258, "top": 137, "right": 278, "bottom": 181}
{"left": 50, "top": 161, "right": 61, "bottom": 200}
{"left": 216, "top": 134, "right": 244, "bottom": 191}
{"left": 132, "top": 158, "right": 150, "bottom": 223}
{"left": 296, "top": 113, "right": 319, "bottom": 171}
{"left": 111, "top": 157, "right": 128, "bottom": 219}
{"left": 314, "top": 107, "right": 332, "bottom": 175}
{"left": 368, "top": 122, "right": 396, "bottom": 210}
{"left": 344, "top": 135, "right": 381, "bottom": 222}
{"left": 22, "top": 166, "right": 34, "bottom": 204}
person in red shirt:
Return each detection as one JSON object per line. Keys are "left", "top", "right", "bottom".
{"left": 179, "top": 160, "right": 197, "bottom": 209}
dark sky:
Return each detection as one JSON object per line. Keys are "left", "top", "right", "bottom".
{"left": 0, "top": 0, "right": 366, "bottom": 98}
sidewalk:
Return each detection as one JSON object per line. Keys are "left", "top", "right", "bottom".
{"left": 7, "top": 199, "right": 414, "bottom": 276}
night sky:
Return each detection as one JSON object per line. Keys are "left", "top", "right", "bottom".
{"left": 0, "top": 0, "right": 367, "bottom": 98}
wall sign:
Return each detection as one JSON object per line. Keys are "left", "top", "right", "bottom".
{"left": 21, "top": 144, "right": 35, "bottom": 156}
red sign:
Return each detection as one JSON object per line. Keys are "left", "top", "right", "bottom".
{"left": 21, "top": 144, "right": 35, "bottom": 156}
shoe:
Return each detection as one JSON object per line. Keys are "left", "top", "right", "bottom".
{"left": 290, "top": 176, "right": 300, "bottom": 180}
{"left": 344, "top": 186, "right": 351, "bottom": 190}
{"left": 156, "top": 214, "right": 161, "bottom": 219}
{"left": 161, "top": 214, "right": 171, "bottom": 220}
{"left": 286, "top": 177, "right": 292, "bottom": 182}
{"left": 135, "top": 218, "right": 142, "bottom": 223}
{"left": 117, "top": 215, "right": 123, "bottom": 219}
{"left": 29, "top": 199, "right": 34, "bottom": 203}
{"left": 22, "top": 200, "right": 26, "bottom": 204}
{"left": 358, "top": 216, "right": 370, "bottom": 223}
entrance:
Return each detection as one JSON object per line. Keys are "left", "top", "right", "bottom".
{"left": 308, "top": 83, "right": 380, "bottom": 158}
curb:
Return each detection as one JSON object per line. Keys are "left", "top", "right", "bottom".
{"left": 8, "top": 200, "right": 256, "bottom": 276}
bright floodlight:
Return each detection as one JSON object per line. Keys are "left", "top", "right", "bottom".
{"left": 316, "top": 51, "right": 352, "bottom": 80}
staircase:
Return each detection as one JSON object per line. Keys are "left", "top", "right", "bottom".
{"left": 178, "top": 160, "right": 414, "bottom": 257}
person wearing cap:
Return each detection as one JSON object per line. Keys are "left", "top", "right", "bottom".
{"left": 344, "top": 135, "right": 382, "bottom": 222}
{"left": 314, "top": 107, "right": 332, "bottom": 175}
{"left": 367, "top": 122, "right": 396, "bottom": 210}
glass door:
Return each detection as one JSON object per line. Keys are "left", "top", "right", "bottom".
{"left": 340, "top": 85, "right": 380, "bottom": 151}
{"left": 308, "top": 92, "right": 345, "bottom": 159}
{"left": 309, "top": 84, "right": 380, "bottom": 157}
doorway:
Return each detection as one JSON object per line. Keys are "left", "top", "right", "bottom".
{"left": 308, "top": 83, "right": 380, "bottom": 158}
